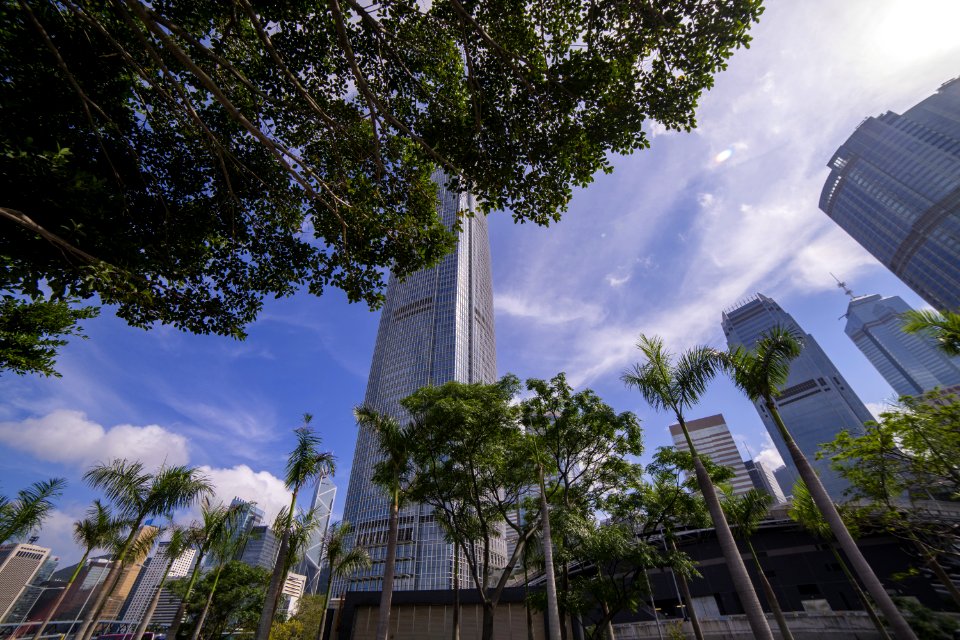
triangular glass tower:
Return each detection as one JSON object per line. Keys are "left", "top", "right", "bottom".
{"left": 338, "top": 172, "right": 499, "bottom": 593}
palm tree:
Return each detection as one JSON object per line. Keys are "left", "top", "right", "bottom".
{"left": 788, "top": 482, "right": 891, "bottom": 640}
{"left": 131, "top": 526, "right": 191, "bottom": 640}
{"left": 317, "top": 521, "right": 370, "bottom": 640}
{"left": 354, "top": 406, "right": 415, "bottom": 640}
{"left": 723, "top": 489, "right": 794, "bottom": 640}
{"left": 255, "top": 415, "right": 335, "bottom": 640}
{"left": 188, "top": 507, "right": 249, "bottom": 640}
{"left": 0, "top": 478, "right": 66, "bottom": 544}
{"left": 76, "top": 460, "right": 212, "bottom": 640}
{"left": 622, "top": 335, "right": 774, "bottom": 640}
{"left": 167, "top": 500, "right": 233, "bottom": 640}
{"left": 29, "top": 501, "right": 118, "bottom": 640}
{"left": 724, "top": 326, "right": 916, "bottom": 640}
{"left": 901, "top": 309, "right": 960, "bottom": 356}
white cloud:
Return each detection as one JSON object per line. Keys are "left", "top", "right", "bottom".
{"left": 495, "top": 292, "right": 605, "bottom": 326}
{"left": 864, "top": 401, "right": 895, "bottom": 421}
{"left": 199, "top": 464, "right": 292, "bottom": 525}
{"left": 755, "top": 441, "right": 785, "bottom": 471}
{"left": 0, "top": 410, "right": 189, "bottom": 470}
{"left": 605, "top": 273, "right": 631, "bottom": 288}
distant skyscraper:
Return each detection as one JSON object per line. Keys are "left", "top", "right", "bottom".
{"left": 722, "top": 294, "right": 873, "bottom": 499}
{"left": 296, "top": 475, "right": 335, "bottom": 594}
{"left": 0, "top": 543, "right": 51, "bottom": 623}
{"left": 773, "top": 465, "right": 799, "bottom": 499}
{"left": 3, "top": 553, "right": 57, "bottom": 624}
{"left": 669, "top": 414, "right": 754, "bottom": 496}
{"left": 842, "top": 289, "right": 960, "bottom": 396}
{"left": 122, "top": 542, "right": 197, "bottom": 624}
{"left": 240, "top": 525, "right": 280, "bottom": 571}
{"left": 819, "top": 77, "right": 960, "bottom": 312}
{"left": 339, "top": 172, "right": 498, "bottom": 593}
{"left": 744, "top": 459, "right": 786, "bottom": 504}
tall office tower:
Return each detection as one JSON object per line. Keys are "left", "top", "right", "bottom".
{"left": 339, "top": 173, "right": 498, "bottom": 593}
{"left": 122, "top": 542, "right": 197, "bottom": 624}
{"left": 669, "top": 414, "right": 755, "bottom": 496}
{"left": 722, "top": 294, "right": 874, "bottom": 499}
{"left": 0, "top": 543, "right": 51, "bottom": 622}
{"left": 3, "top": 552, "right": 57, "bottom": 624}
{"left": 240, "top": 525, "right": 280, "bottom": 570}
{"left": 774, "top": 465, "right": 799, "bottom": 499}
{"left": 100, "top": 525, "right": 156, "bottom": 620}
{"left": 295, "top": 475, "right": 336, "bottom": 594}
{"left": 819, "top": 77, "right": 960, "bottom": 312}
{"left": 744, "top": 460, "right": 786, "bottom": 504}
{"left": 841, "top": 289, "right": 960, "bottom": 396}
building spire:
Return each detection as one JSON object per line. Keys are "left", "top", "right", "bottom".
{"left": 830, "top": 272, "right": 855, "bottom": 299}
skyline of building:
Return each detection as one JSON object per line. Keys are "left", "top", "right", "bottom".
{"left": 744, "top": 459, "right": 786, "bottom": 504}
{"left": 669, "top": 414, "right": 755, "bottom": 497}
{"left": 842, "top": 289, "right": 960, "bottom": 396}
{"left": 121, "top": 541, "right": 197, "bottom": 625}
{"left": 338, "top": 172, "right": 500, "bottom": 593}
{"left": 819, "top": 77, "right": 960, "bottom": 312}
{"left": 722, "top": 293, "right": 873, "bottom": 499}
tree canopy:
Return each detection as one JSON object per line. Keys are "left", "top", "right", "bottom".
{"left": 1, "top": 0, "right": 763, "bottom": 341}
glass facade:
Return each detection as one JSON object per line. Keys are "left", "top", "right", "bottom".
{"left": 819, "top": 77, "right": 960, "bottom": 312}
{"left": 337, "top": 172, "right": 499, "bottom": 594}
{"left": 844, "top": 293, "right": 960, "bottom": 397}
{"left": 721, "top": 294, "right": 873, "bottom": 499}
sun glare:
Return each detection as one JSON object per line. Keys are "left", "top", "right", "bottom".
{"left": 867, "top": 1, "right": 960, "bottom": 69}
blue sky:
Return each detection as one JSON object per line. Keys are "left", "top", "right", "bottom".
{"left": 2, "top": 0, "right": 959, "bottom": 565}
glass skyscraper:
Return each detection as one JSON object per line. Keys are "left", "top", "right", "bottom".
{"left": 819, "top": 77, "right": 960, "bottom": 312}
{"left": 295, "top": 475, "right": 336, "bottom": 594}
{"left": 338, "top": 172, "right": 499, "bottom": 593}
{"left": 722, "top": 294, "right": 873, "bottom": 499}
{"left": 844, "top": 291, "right": 960, "bottom": 397}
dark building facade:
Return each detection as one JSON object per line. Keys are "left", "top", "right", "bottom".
{"left": 819, "top": 77, "right": 960, "bottom": 312}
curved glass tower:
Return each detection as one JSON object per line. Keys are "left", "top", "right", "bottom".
{"left": 338, "top": 173, "right": 499, "bottom": 593}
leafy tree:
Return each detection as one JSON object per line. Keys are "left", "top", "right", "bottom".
{"left": 404, "top": 376, "right": 541, "bottom": 640}
{"left": 256, "top": 417, "right": 335, "bottom": 640}
{"left": 901, "top": 310, "right": 960, "bottom": 356}
{"left": 286, "top": 594, "right": 326, "bottom": 640}
{"left": 353, "top": 407, "right": 416, "bottom": 640}
{"left": 519, "top": 373, "right": 643, "bottom": 639}
{"left": 270, "top": 618, "right": 304, "bottom": 640}
{"left": 724, "top": 326, "right": 916, "bottom": 640}
{"left": 76, "top": 461, "right": 212, "bottom": 640}
{"left": 0, "top": 296, "right": 97, "bottom": 376}
{"left": 892, "top": 597, "right": 960, "bottom": 640}
{"left": 30, "top": 500, "right": 119, "bottom": 640}
{"left": 131, "top": 526, "right": 190, "bottom": 640}
{"left": 169, "top": 561, "right": 270, "bottom": 640}
{"left": 1, "top": 0, "right": 762, "bottom": 348}
{"left": 622, "top": 335, "right": 773, "bottom": 639}
{"left": 722, "top": 489, "right": 794, "bottom": 640}
{"left": 0, "top": 477, "right": 66, "bottom": 544}
{"left": 788, "top": 482, "right": 891, "bottom": 639}
{"left": 317, "top": 521, "right": 371, "bottom": 638}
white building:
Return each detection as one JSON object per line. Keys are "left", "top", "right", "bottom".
{"left": 0, "top": 543, "right": 51, "bottom": 623}
{"left": 122, "top": 541, "right": 196, "bottom": 624}
{"left": 279, "top": 572, "right": 307, "bottom": 618}
{"left": 670, "top": 414, "right": 754, "bottom": 496}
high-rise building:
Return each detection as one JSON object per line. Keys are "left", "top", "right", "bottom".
{"left": 669, "top": 414, "right": 754, "bottom": 497}
{"left": 2, "top": 551, "right": 57, "bottom": 624}
{"left": 0, "top": 543, "right": 51, "bottom": 622}
{"left": 819, "top": 77, "right": 960, "bottom": 312}
{"left": 100, "top": 525, "right": 156, "bottom": 621}
{"left": 239, "top": 525, "right": 280, "bottom": 571}
{"left": 841, "top": 289, "right": 960, "bottom": 396}
{"left": 722, "top": 294, "right": 873, "bottom": 499}
{"left": 774, "top": 465, "right": 799, "bottom": 499}
{"left": 744, "top": 459, "right": 786, "bottom": 504}
{"left": 296, "top": 475, "right": 336, "bottom": 594}
{"left": 339, "top": 172, "right": 498, "bottom": 593}
{"left": 122, "top": 541, "right": 197, "bottom": 624}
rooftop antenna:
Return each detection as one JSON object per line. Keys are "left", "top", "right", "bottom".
{"left": 830, "top": 273, "right": 854, "bottom": 320}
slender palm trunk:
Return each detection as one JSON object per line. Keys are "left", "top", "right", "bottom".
{"left": 914, "top": 542, "right": 960, "bottom": 608}
{"left": 77, "top": 523, "right": 142, "bottom": 640}
{"left": 745, "top": 539, "right": 794, "bottom": 640}
{"left": 682, "top": 422, "right": 773, "bottom": 640}
{"left": 539, "top": 467, "right": 562, "bottom": 640}
{"left": 131, "top": 555, "right": 177, "bottom": 640}
{"left": 668, "top": 538, "right": 703, "bottom": 640}
{"left": 189, "top": 564, "right": 224, "bottom": 640}
{"left": 830, "top": 545, "right": 891, "bottom": 640}
{"left": 256, "top": 492, "right": 298, "bottom": 640}
{"left": 167, "top": 549, "right": 205, "bottom": 640}
{"left": 523, "top": 546, "right": 534, "bottom": 640}
{"left": 317, "top": 578, "right": 334, "bottom": 640}
{"left": 375, "top": 491, "right": 400, "bottom": 640}
{"left": 767, "top": 403, "right": 916, "bottom": 640}
{"left": 32, "top": 549, "right": 89, "bottom": 640}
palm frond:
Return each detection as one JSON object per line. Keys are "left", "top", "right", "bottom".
{"left": 674, "top": 345, "right": 724, "bottom": 407}
{"left": 286, "top": 419, "right": 336, "bottom": 492}
{"left": 0, "top": 478, "right": 67, "bottom": 543}
{"left": 902, "top": 309, "right": 960, "bottom": 356}
{"left": 84, "top": 460, "right": 150, "bottom": 518}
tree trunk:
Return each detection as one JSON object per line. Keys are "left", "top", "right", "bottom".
{"left": 688, "top": 441, "right": 773, "bottom": 639}
{"left": 77, "top": 522, "right": 142, "bottom": 640}
{"left": 31, "top": 550, "right": 89, "bottom": 640}
{"left": 767, "top": 403, "right": 916, "bottom": 640}
{"left": 131, "top": 554, "right": 177, "bottom": 640}
{"left": 190, "top": 565, "right": 223, "bottom": 640}
{"left": 922, "top": 549, "right": 960, "bottom": 609}
{"left": 453, "top": 541, "right": 460, "bottom": 640}
{"left": 539, "top": 468, "right": 562, "bottom": 640}
{"left": 830, "top": 545, "right": 891, "bottom": 640}
{"left": 746, "top": 539, "right": 794, "bottom": 640}
{"left": 523, "top": 546, "right": 534, "bottom": 640}
{"left": 668, "top": 538, "right": 703, "bottom": 640}
{"left": 256, "top": 493, "right": 297, "bottom": 640}
{"left": 481, "top": 601, "right": 495, "bottom": 640}
{"left": 376, "top": 490, "right": 399, "bottom": 640}
{"left": 317, "top": 578, "right": 334, "bottom": 640}
{"left": 167, "top": 549, "right": 205, "bottom": 640}
{"left": 642, "top": 569, "right": 663, "bottom": 640}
